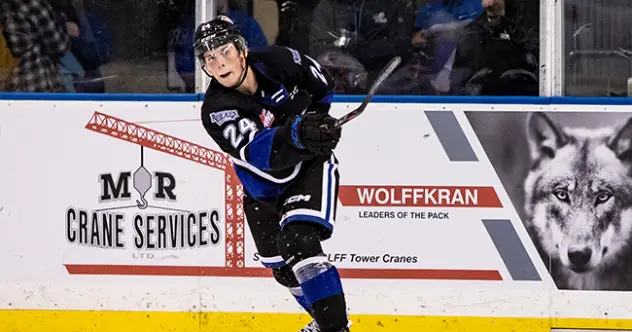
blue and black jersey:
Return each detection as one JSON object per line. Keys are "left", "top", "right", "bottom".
{"left": 200, "top": 45, "right": 335, "bottom": 199}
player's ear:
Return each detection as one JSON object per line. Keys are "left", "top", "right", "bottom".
{"left": 526, "top": 112, "right": 568, "bottom": 161}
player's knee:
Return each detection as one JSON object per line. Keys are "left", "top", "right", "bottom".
{"left": 275, "top": 221, "right": 342, "bottom": 297}
{"left": 271, "top": 265, "right": 299, "bottom": 288}
{"left": 276, "top": 222, "right": 324, "bottom": 264}
{"left": 277, "top": 222, "right": 347, "bottom": 330}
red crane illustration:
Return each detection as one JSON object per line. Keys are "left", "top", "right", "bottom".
{"left": 83, "top": 111, "right": 245, "bottom": 268}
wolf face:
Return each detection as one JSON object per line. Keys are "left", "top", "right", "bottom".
{"left": 524, "top": 112, "right": 632, "bottom": 282}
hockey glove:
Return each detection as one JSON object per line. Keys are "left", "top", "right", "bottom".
{"left": 287, "top": 112, "right": 342, "bottom": 155}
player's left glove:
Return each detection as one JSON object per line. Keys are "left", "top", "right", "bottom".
{"left": 287, "top": 111, "right": 342, "bottom": 155}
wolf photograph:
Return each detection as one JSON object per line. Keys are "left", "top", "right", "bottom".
{"left": 467, "top": 111, "right": 632, "bottom": 291}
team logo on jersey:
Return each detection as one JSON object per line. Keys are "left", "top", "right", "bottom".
{"left": 211, "top": 110, "right": 239, "bottom": 126}
{"left": 259, "top": 109, "right": 275, "bottom": 128}
{"left": 285, "top": 47, "right": 302, "bottom": 65}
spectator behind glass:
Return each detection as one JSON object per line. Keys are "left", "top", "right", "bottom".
{"left": 413, "top": 0, "right": 483, "bottom": 94}
{"left": 167, "top": 0, "right": 268, "bottom": 93}
{"left": 275, "top": 0, "right": 322, "bottom": 55}
{"left": 64, "top": 0, "right": 112, "bottom": 93}
{"left": 48, "top": 0, "right": 86, "bottom": 92}
{"left": 0, "top": 24, "right": 19, "bottom": 90}
{"left": 0, "top": 0, "right": 70, "bottom": 92}
{"left": 310, "top": 0, "right": 416, "bottom": 91}
{"left": 368, "top": 0, "right": 484, "bottom": 95}
{"left": 451, "top": 0, "right": 539, "bottom": 95}
{"left": 47, "top": 0, "right": 111, "bottom": 93}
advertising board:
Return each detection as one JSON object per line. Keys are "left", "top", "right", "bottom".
{"left": 2, "top": 99, "right": 632, "bottom": 331}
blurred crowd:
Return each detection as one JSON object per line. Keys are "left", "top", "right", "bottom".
{"left": 0, "top": 0, "right": 111, "bottom": 93}
{"left": 0, "top": 0, "right": 543, "bottom": 96}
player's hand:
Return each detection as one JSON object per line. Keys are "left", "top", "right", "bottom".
{"left": 66, "top": 22, "right": 80, "bottom": 37}
{"left": 287, "top": 112, "right": 341, "bottom": 155}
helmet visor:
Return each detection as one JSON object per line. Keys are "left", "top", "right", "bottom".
{"left": 194, "top": 34, "right": 236, "bottom": 60}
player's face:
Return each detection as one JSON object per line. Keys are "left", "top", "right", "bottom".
{"left": 203, "top": 43, "right": 246, "bottom": 87}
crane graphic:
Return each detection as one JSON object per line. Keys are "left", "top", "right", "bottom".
{"left": 134, "top": 146, "right": 151, "bottom": 209}
{"left": 82, "top": 111, "right": 245, "bottom": 269}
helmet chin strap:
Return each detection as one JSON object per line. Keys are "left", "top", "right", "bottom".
{"left": 229, "top": 52, "right": 249, "bottom": 89}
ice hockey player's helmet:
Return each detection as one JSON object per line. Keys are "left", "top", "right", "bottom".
{"left": 193, "top": 16, "right": 246, "bottom": 60}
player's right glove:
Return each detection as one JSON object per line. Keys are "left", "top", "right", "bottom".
{"left": 286, "top": 112, "right": 342, "bottom": 155}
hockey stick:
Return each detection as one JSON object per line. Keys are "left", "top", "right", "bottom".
{"left": 322, "top": 56, "right": 402, "bottom": 132}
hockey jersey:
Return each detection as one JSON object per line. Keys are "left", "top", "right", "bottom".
{"left": 201, "top": 45, "right": 335, "bottom": 199}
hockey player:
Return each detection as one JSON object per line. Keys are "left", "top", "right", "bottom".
{"left": 196, "top": 17, "right": 350, "bottom": 332}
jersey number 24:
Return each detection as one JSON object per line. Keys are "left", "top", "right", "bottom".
{"left": 223, "top": 118, "right": 258, "bottom": 149}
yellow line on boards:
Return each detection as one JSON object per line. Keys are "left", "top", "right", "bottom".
{"left": 1, "top": 310, "right": 632, "bottom": 332}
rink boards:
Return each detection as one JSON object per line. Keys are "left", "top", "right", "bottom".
{"left": 3, "top": 97, "right": 632, "bottom": 331}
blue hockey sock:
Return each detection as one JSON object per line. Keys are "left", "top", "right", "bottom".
{"left": 293, "top": 260, "right": 348, "bottom": 331}
{"left": 297, "top": 264, "right": 344, "bottom": 307}
{"left": 289, "top": 286, "right": 310, "bottom": 312}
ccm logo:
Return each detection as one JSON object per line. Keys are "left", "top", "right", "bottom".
{"left": 285, "top": 194, "right": 312, "bottom": 205}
